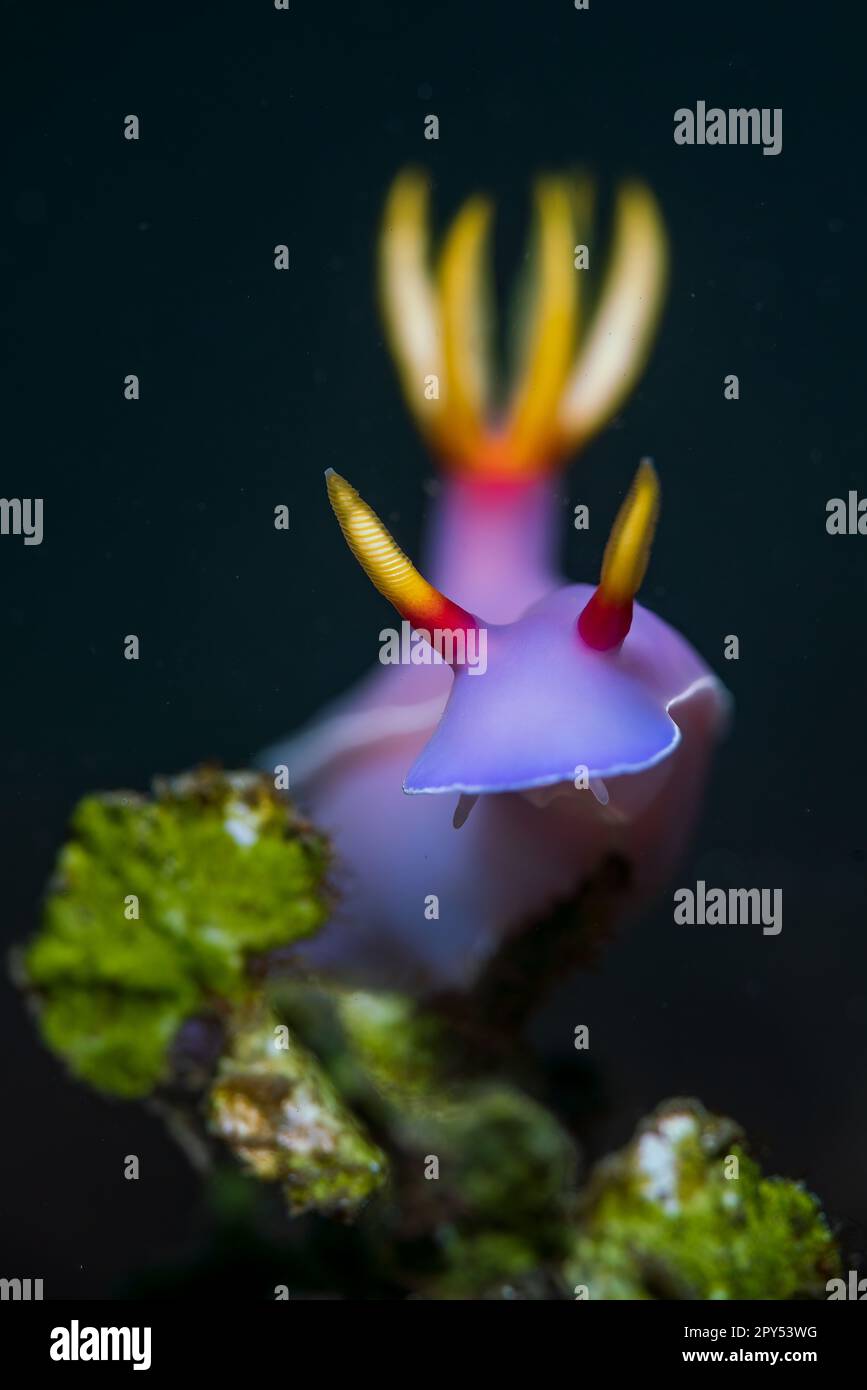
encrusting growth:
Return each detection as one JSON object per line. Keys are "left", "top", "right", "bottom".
{"left": 17, "top": 768, "right": 329, "bottom": 1097}
{"left": 565, "top": 1098, "right": 840, "bottom": 1300}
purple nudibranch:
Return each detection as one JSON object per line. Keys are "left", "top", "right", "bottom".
{"left": 263, "top": 171, "right": 730, "bottom": 992}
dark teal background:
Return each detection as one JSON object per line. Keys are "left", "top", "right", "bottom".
{"left": 2, "top": 0, "right": 865, "bottom": 1294}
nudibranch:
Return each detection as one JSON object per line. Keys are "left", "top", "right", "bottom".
{"left": 264, "top": 171, "right": 730, "bottom": 993}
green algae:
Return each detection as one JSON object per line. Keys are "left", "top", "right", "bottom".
{"left": 13, "top": 767, "right": 845, "bottom": 1288}
{"left": 21, "top": 768, "right": 329, "bottom": 1097}
{"left": 564, "top": 1098, "right": 840, "bottom": 1300}
{"left": 270, "top": 978, "right": 579, "bottom": 1285}
{"left": 207, "top": 1000, "right": 386, "bottom": 1217}
{"left": 335, "top": 989, "right": 444, "bottom": 1106}
{"left": 422, "top": 1084, "right": 579, "bottom": 1298}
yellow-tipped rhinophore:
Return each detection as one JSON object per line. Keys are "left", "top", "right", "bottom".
{"left": 325, "top": 469, "right": 475, "bottom": 635}
{"left": 377, "top": 169, "right": 668, "bottom": 480}
{"left": 577, "top": 458, "right": 660, "bottom": 651}
{"left": 598, "top": 457, "right": 660, "bottom": 605}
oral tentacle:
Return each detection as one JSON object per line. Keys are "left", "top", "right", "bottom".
{"left": 452, "top": 793, "right": 479, "bottom": 829}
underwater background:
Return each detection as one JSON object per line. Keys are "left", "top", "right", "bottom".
{"left": 2, "top": 0, "right": 865, "bottom": 1296}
